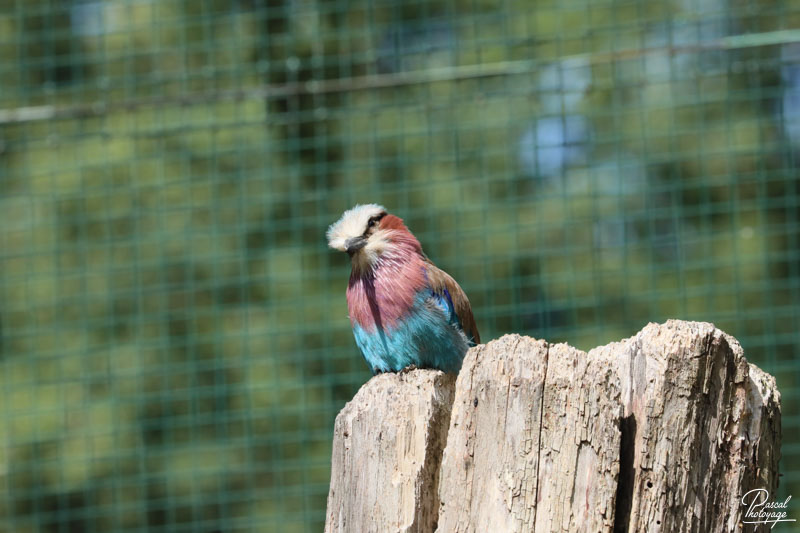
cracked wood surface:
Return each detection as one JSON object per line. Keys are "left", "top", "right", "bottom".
{"left": 437, "top": 335, "right": 622, "bottom": 533}
{"left": 591, "top": 320, "right": 781, "bottom": 533}
{"left": 324, "top": 370, "right": 455, "bottom": 533}
{"left": 325, "top": 321, "right": 781, "bottom": 533}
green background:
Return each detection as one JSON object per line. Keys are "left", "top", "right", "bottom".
{"left": 1, "top": 0, "right": 798, "bottom": 531}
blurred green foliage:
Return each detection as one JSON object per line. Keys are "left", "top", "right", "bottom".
{"left": 1, "top": 0, "right": 799, "bottom": 531}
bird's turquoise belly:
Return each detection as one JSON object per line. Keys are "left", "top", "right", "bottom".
{"left": 351, "top": 293, "right": 470, "bottom": 374}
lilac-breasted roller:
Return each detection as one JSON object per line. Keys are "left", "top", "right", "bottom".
{"left": 327, "top": 204, "right": 480, "bottom": 374}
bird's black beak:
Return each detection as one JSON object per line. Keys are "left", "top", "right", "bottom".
{"left": 345, "top": 236, "right": 368, "bottom": 255}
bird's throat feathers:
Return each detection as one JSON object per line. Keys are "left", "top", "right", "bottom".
{"left": 348, "top": 215, "right": 422, "bottom": 275}
{"left": 347, "top": 239, "right": 427, "bottom": 331}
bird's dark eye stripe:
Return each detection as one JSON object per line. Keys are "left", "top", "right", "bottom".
{"left": 364, "top": 212, "right": 387, "bottom": 233}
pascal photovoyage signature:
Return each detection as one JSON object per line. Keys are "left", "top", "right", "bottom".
{"left": 742, "top": 489, "right": 796, "bottom": 529}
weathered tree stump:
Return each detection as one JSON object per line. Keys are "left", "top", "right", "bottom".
{"left": 325, "top": 371, "right": 456, "bottom": 533}
{"left": 437, "top": 336, "right": 622, "bottom": 532}
{"left": 592, "top": 321, "right": 782, "bottom": 532}
{"left": 324, "top": 320, "right": 781, "bottom": 533}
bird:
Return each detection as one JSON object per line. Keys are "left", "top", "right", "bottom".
{"left": 327, "top": 204, "right": 480, "bottom": 374}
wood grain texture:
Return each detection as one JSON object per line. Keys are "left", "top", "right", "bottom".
{"left": 437, "top": 334, "right": 549, "bottom": 532}
{"left": 324, "top": 370, "right": 455, "bottom": 533}
{"left": 590, "top": 320, "right": 782, "bottom": 533}
{"left": 436, "top": 335, "right": 622, "bottom": 533}
{"left": 325, "top": 321, "right": 781, "bottom": 533}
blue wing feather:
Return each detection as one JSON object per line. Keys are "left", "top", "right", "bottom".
{"left": 350, "top": 257, "right": 480, "bottom": 375}
{"left": 423, "top": 260, "right": 480, "bottom": 346}
{"left": 353, "top": 290, "right": 470, "bottom": 374}
{"left": 429, "top": 287, "right": 458, "bottom": 325}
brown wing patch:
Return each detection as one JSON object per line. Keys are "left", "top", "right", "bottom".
{"left": 425, "top": 258, "right": 481, "bottom": 344}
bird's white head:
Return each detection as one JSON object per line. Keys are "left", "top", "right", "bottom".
{"left": 327, "top": 203, "right": 419, "bottom": 273}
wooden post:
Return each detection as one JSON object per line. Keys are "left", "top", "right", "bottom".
{"left": 324, "top": 370, "right": 455, "bottom": 533}
{"left": 325, "top": 321, "right": 781, "bottom": 533}
{"left": 437, "top": 335, "right": 622, "bottom": 532}
{"left": 592, "top": 320, "right": 782, "bottom": 532}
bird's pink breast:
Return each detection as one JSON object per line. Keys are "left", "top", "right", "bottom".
{"left": 347, "top": 254, "right": 427, "bottom": 331}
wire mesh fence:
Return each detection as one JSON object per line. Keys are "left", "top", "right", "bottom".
{"left": 0, "top": 0, "right": 798, "bottom": 531}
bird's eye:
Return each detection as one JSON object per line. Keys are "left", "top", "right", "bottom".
{"left": 364, "top": 213, "right": 385, "bottom": 234}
